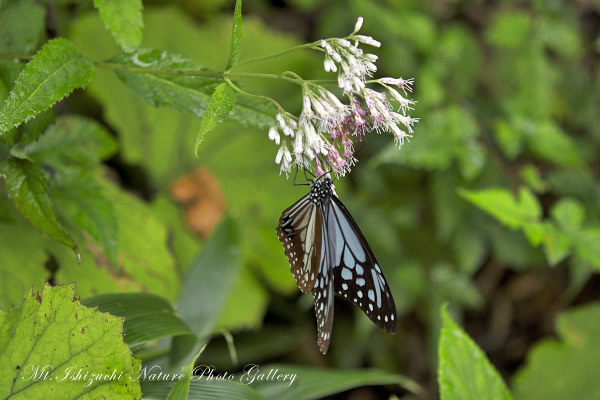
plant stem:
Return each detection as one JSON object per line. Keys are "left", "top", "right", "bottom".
{"left": 233, "top": 42, "right": 320, "bottom": 67}
{"left": 224, "top": 76, "right": 283, "bottom": 112}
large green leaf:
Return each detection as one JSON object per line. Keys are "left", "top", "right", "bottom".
{"left": 17, "top": 115, "right": 118, "bottom": 166}
{"left": 0, "top": 284, "right": 141, "bottom": 399}
{"left": 55, "top": 178, "right": 179, "bottom": 301}
{"left": 438, "top": 306, "right": 512, "bottom": 400}
{"left": 0, "top": 221, "right": 48, "bottom": 310}
{"left": 0, "top": 158, "right": 77, "bottom": 253}
{"left": 93, "top": 0, "right": 143, "bottom": 52}
{"left": 110, "top": 48, "right": 274, "bottom": 130}
{"left": 170, "top": 216, "right": 241, "bottom": 369}
{"left": 252, "top": 365, "right": 423, "bottom": 400}
{"left": 82, "top": 293, "right": 193, "bottom": 348}
{"left": 459, "top": 187, "right": 541, "bottom": 231}
{"left": 110, "top": 48, "right": 221, "bottom": 117}
{"left": 226, "top": 0, "right": 243, "bottom": 69}
{"left": 513, "top": 304, "right": 600, "bottom": 400}
{"left": 0, "top": 38, "right": 94, "bottom": 135}
{"left": 195, "top": 82, "right": 237, "bottom": 154}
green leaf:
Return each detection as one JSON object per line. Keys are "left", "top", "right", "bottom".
{"left": 165, "top": 347, "right": 205, "bottom": 400}
{"left": 574, "top": 228, "right": 600, "bottom": 271}
{"left": 141, "top": 379, "right": 268, "bottom": 400}
{"left": 54, "top": 179, "right": 180, "bottom": 301}
{"left": 542, "top": 222, "right": 572, "bottom": 266}
{"left": 14, "top": 108, "right": 55, "bottom": 147}
{"left": 513, "top": 304, "right": 600, "bottom": 400}
{"left": 551, "top": 198, "right": 585, "bottom": 232}
{"left": 0, "top": 158, "right": 77, "bottom": 253}
{"left": 494, "top": 120, "right": 522, "bottom": 160}
{"left": 438, "top": 306, "right": 512, "bottom": 400}
{"left": 82, "top": 293, "right": 194, "bottom": 348}
{"left": 0, "top": 38, "right": 94, "bottom": 135}
{"left": 0, "top": 0, "right": 45, "bottom": 54}
{"left": 111, "top": 49, "right": 220, "bottom": 114}
{"left": 486, "top": 10, "right": 531, "bottom": 49}
{"left": 520, "top": 164, "right": 547, "bottom": 193}
{"left": 377, "top": 107, "right": 483, "bottom": 179}
{"left": 524, "top": 121, "right": 583, "bottom": 168}
{"left": 18, "top": 116, "right": 118, "bottom": 166}
{"left": 170, "top": 216, "right": 241, "bottom": 369}
{"left": 227, "top": 0, "right": 243, "bottom": 69}
{"left": 93, "top": 0, "right": 143, "bottom": 52}
{"left": 0, "top": 284, "right": 142, "bottom": 399}
{"left": 459, "top": 187, "right": 541, "bottom": 230}
{"left": 111, "top": 49, "right": 274, "bottom": 130}
{"left": 0, "top": 222, "right": 48, "bottom": 310}
{"left": 195, "top": 82, "right": 236, "bottom": 155}
{"left": 252, "top": 365, "right": 423, "bottom": 400}
{"left": 213, "top": 264, "right": 268, "bottom": 332}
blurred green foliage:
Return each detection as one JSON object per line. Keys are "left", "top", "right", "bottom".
{"left": 1, "top": 0, "right": 600, "bottom": 399}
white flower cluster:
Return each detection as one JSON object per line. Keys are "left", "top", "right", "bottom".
{"left": 270, "top": 17, "right": 419, "bottom": 177}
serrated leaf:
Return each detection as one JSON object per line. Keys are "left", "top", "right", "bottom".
{"left": 93, "top": 0, "right": 143, "bottom": 52}
{"left": 0, "top": 38, "right": 94, "bottom": 135}
{"left": 82, "top": 293, "right": 194, "bottom": 348}
{"left": 111, "top": 49, "right": 274, "bottom": 129}
{"left": 0, "top": 222, "right": 48, "bottom": 310}
{"left": 252, "top": 365, "right": 423, "bottom": 400}
{"left": 0, "top": 158, "right": 77, "bottom": 253}
{"left": 438, "top": 306, "right": 512, "bottom": 400}
{"left": 50, "top": 168, "right": 118, "bottom": 268}
{"left": 513, "top": 304, "right": 600, "bottom": 400}
{"left": 170, "top": 217, "right": 241, "bottom": 370}
{"left": 14, "top": 108, "right": 55, "bottom": 147}
{"left": 0, "top": 284, "right": 142, "bottom": 399}
{"left": 459, "top": 187, "right": 541, "bottom": 230}
{"left": 195, "top": 82, "right": 236, "bottom": 155}
{"left": 19, "top": 115, "right": 118, "bottom": 166}
{"left": 111, "top": 48, "right": 220, "bottom": 114}
{"left": 54, "top": 178, "right": 180, "bottom": 301}
{"left": 227, "top": 0, "right": 243, "bottom": 69}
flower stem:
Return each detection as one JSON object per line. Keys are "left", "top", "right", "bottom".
{"left": 233, "top": 42, "right": 320, "bottom": 67}
{"left": 224, "top": 76, "right": 284, "bottom": 113}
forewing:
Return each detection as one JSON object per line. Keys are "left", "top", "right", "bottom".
{"left": 277, "top": 194, "right": 323, "bottom": 292}
{"left": 328, "top": 197, "right": 397, "bottom": 333}
{"left": 312, "top": 204, "right": 334, "bottom": 354}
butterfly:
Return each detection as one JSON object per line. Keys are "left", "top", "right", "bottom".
{"left": 276, "top": 174, "right": 397, "bottom": 354}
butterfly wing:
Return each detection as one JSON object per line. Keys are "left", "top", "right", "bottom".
{"left": 312, "top": 202, "right": 335, "bottom": 354}
{"left": 328, "top": 196, "right": 397, "bottom": 333}
{"left": 277, "top": 194, "right": 323, "bottom": 292}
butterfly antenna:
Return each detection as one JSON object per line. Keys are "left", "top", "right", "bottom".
{"left": 293, "top": 165, "right": 310, "bottom": 186}
{"left": 316, "top": 154, "right": 334, "bottom": 182}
